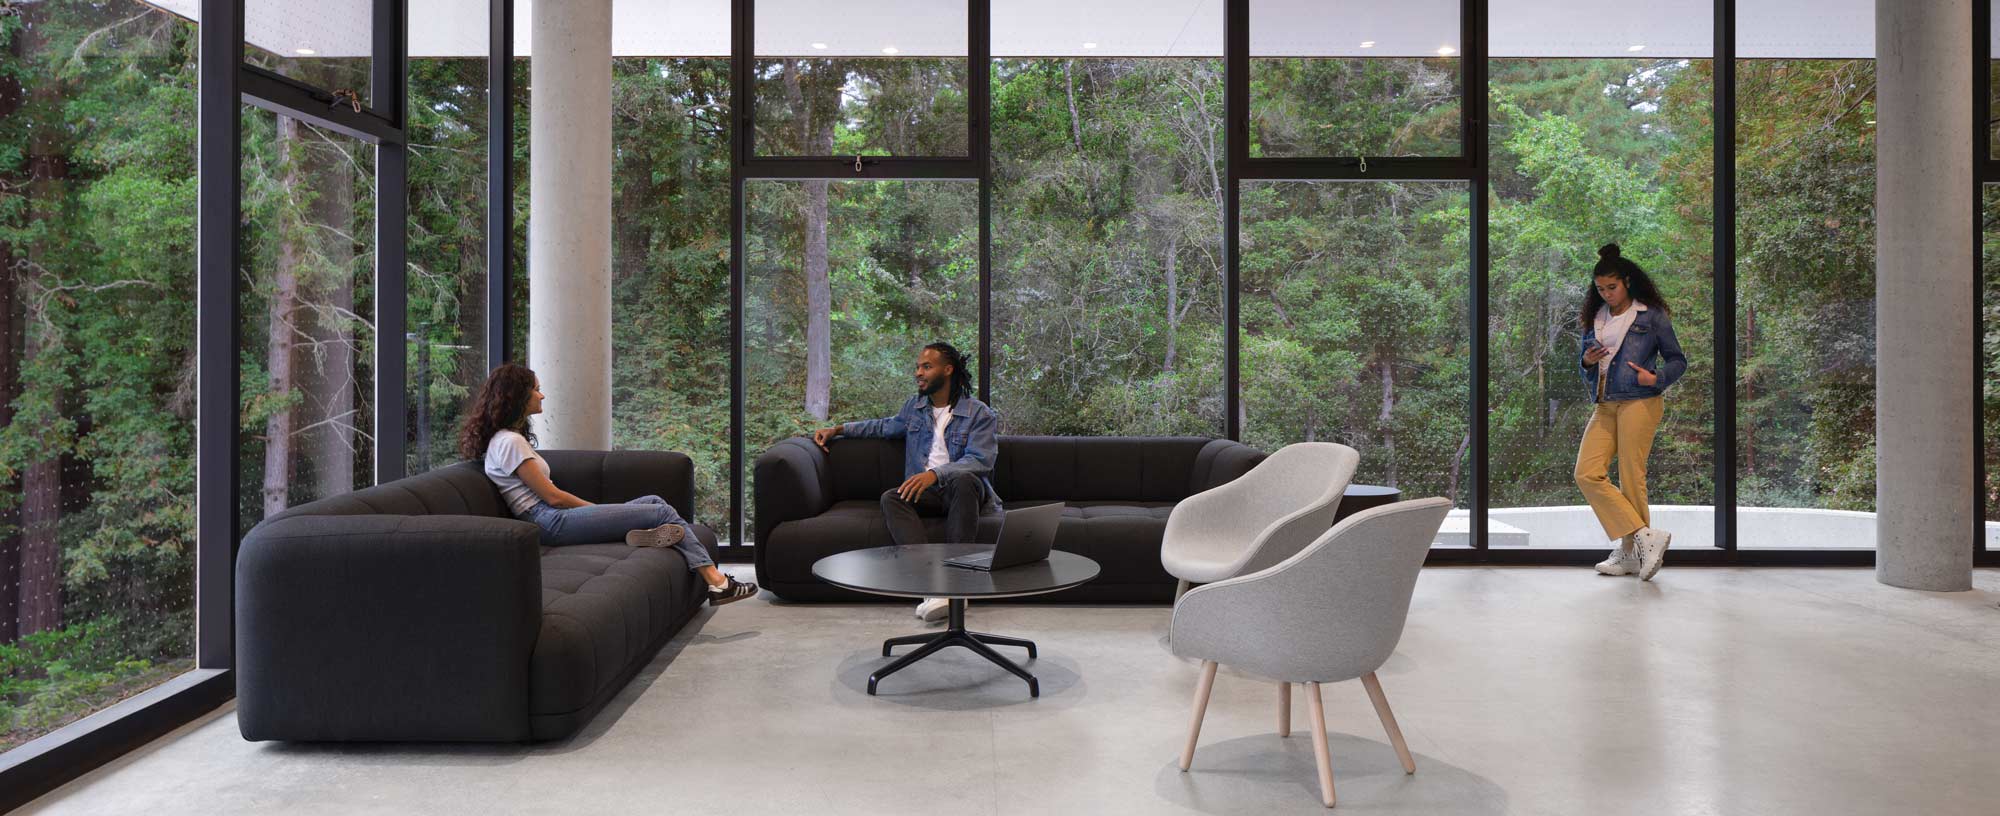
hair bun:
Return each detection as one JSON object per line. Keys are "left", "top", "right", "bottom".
{"left": 1598, "top": 243, "right": 1622, "bottom": 261}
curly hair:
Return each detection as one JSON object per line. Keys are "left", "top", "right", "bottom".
{"left": 458, "top": 363, "right": 538, "bottom": 461}
{"left": 1578, "top": 242, "right": 1671, "bottom": 331}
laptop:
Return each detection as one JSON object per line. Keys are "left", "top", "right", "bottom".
{"left": 943, "top": 503, "right": 1065, "bottom": 571}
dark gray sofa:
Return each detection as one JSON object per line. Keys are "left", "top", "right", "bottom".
{"left": 235, "top": 450, "right": 717, "bottom": 742}
{"left": 753, "top": 435, "right": 1264, "bottom": 602}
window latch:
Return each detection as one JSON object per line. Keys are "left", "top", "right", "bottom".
{"left": 330, "top": 88, "right": 362, "bottom": 113}
{"left": 1358, "top": 156, "right": 1368, "bottom": 174}
{"left": 854, "top": 154, "right": 864, "bottom": 174}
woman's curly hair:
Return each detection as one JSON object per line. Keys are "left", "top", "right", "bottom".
{"left": 458, "top": 363, "right": 538, "bottom": 461}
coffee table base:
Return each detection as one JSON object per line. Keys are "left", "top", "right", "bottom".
{"left": 869, "top": 599, "right": 1040, "bottom": 697}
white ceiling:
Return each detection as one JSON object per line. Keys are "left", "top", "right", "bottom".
{"left": 147, "top": 0, "right": 1900, "bottom": 60}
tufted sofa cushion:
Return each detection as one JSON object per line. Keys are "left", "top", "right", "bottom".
{"left": 753, "top": 436, "right": 1265, "bottom": 602}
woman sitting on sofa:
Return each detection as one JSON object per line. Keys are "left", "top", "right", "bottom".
{"left": 460, "top": 363, "right": 756, "bottom": 606}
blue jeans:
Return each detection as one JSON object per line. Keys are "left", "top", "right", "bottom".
{"left": 522, "top": 495, "right": 713, "bottom": 570}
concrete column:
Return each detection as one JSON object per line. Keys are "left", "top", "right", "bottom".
{"left": 527, "top": 0, "right": 614, "bottom": 450}
{"left": 1875, "top": 0, "right": 1973, "bottom": 591}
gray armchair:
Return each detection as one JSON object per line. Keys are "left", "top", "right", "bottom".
{"left": 1171, "top": 497, "right": 1453, "bottom": 809}
{"left": 1160, "top": 442, "right": 1360, "bottom": 599}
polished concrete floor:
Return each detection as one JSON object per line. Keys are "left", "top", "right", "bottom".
{"left": 23, "top": 566, "right": 2000, "bottom": 816}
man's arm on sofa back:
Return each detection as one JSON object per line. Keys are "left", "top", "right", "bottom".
{"left": 539, "top": 449, "right": 697, "bottom": 517}
{"left": 235, "top": 514, "right": 541, "bottom": 741}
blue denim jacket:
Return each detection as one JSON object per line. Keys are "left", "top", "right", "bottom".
{"left": 840, "top": 393, "right": 1003, "bottom": 509}
{"left": 1579, "top": 306, "right": 1688, "bottom": 402}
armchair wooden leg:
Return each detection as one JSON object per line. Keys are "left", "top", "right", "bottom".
{"left": 1278, "top": 682, "right": 1291, "bottom": 737}
{"left": 1361, "top": 672, "right": 1416, "bottom": 774}
{"left": 1174, "top": 578, "right": 1191, "bottom": 602}
{"left": 1179, "top": 660, "right": 1219, "bottom": 771}
{"left": 1305, "top": 681, "right": 1336, "bottom": 808}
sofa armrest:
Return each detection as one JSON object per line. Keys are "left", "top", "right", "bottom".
{"left": 752, "top": 436, "right": 834, "bottom": 548}
{"left": 1191, "top": 439, "right": 1266, "bottom": 494}
{"left": 540, "top": 449, "right": 698, "bottom": 518}
{"left": 235, "top": 513, "right": 542, "bottom": 741}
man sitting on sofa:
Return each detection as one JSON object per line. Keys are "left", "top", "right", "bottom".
{"left": 810, "top": 341, "right": 1001, "bottom": 623}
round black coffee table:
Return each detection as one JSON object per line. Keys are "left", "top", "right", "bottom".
{"left": 811, "top": 545, "right": 1100, "bottom": 697}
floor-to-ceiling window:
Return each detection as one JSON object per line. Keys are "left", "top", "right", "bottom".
{"left": 740, "top": 1, "right": 978, "bottom": 544}
{"left": 407, "top": 4, "right": 491, "bottom": 475}
{"left": 1238, "top": 1, "right": 1470, "bottom": 545}
{"left": 0, "top": 0, "right": 199, "bottom": 752}
{"left": 605, "top": 2, "right": 735, "bottom": 528}
{"left": 1485, "top": 1, "right": 1717, "bottom": 550}
{"left": 989, "top": 3, "right": 1226, "bottom": 437}
{"left": 1735, "top": 0, "right": 1876, "bottom": 548}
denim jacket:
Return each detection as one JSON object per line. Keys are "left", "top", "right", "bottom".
{"left": 1579, "top": 306, "right": 1688, "bottom": 403}
{"left": 840, "top": 393, "right": 1002, "bottom": 509}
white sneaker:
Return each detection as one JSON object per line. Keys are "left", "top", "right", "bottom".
{"left": 915, "top": 597, "right": 951, "bottom": 623}
{"left": 1594, "top": 548, "right": 1641, "bottom": 576}
{"left": 1634, "top": 527, "right": 1672, "bottom": 581}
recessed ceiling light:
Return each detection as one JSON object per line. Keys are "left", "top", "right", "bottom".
{"left": 1628, "top": 44, "right": 1646, "bottom": 52}
{"left": 1437, "top": 45, "right": 1457, "bottom": 56}
{"left": 1359, "top": 41, "right": 1376, "bottom": 48}
{"left": 1082, "top": 42, "right": 1098, "bottom": 49}
{"left": 295, "top": 47, "right": 316, "bottom": 55}
{"left": 882, "top": 45, "right": 899, "bottom": 55}
{"left": 811, "top": 42, "right": 827, "bottom": 50}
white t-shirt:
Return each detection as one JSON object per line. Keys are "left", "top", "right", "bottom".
{"left": 483, "top": 429, "right": 547, "bottom": 517}
{"left": 1593, "top": 301, "right": 1646, "bottom": 380}
{"left": 925, "top": 405, "right": 953, "bottom": 471}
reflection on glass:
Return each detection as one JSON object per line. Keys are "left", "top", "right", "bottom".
{"left": 0, "top": 1, "right": 198, "bottom": 752}
{"left": 245, "top": 0, "right": 373, "bottom": 103}
{"left": 1249, "top": 0, "right": 1460, "bottom": 157}
{"left": 753, "top": 0, "right": 968, "bottom": 156}
{"left": 1985, "top": 186, "right": 2000, "bottom": 531}
{"left": 743, "top": 181, "right": 979, "bottom": 540}
{"left": 991, "top": 58, "right": 1225, "bottom": 436}
{"left": 1238, "top": 181, "right": 1470, "bottom": 547}
{"left": 1486, "top": 56, "right": 1716, "bottom": 549}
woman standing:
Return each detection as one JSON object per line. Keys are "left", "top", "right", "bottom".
{"left": 460, "top": 363, "right": 757, "bottom": 605}
{"left": 1575, "top": 244, "right": 1687, "bottom": 581}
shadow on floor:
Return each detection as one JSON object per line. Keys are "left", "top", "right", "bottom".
{"left": 829, "top": 644, "right": 1087, "bottom": 711}
{"left": 1156, "top": 732, "right": 1507, "bottom": 814}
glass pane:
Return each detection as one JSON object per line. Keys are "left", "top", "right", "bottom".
{"left": 1986, "top": 185, "right": 2000, "bottom": 541}
{"left": 1238, "top": 181, "right": 1469, "bottom": 546}
{"left": 0, "top": 2, "right": 198, "bottom": 752}
{"left": 406, "top": 4, "right": 491, "bottom": 475}
{"left": 1486, "top": 4, "right": 1716, "bottom": 551}
{"left": 1249, "top": 0, "right": 1461, "bottom": 158}
{"left": 753, "top": 0, "right": 969, "bottom": 156}
{"left": 990, "top": 56, "right": 1225, "bottom": 436}
{"left": 1735, "top": 50, "right": 1876, "bottom": 548}
{"left": 239, "top": 109, "right": 377, "bottom": 531}
{"left": 244, "top": 0, "right": 374, "bottom": 103}
{"left": 743, "top": 181, "right": 979, "bottom": 541}
{"left": 611, "top": 56, "right": 733, "bottom": 531}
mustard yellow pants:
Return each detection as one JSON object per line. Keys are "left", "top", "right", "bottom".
{"left": 1573, "top": 396, "right": 1665, "bottom": 541}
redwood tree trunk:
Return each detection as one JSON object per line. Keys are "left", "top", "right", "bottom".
{"left": 785, "top": 60, "right": 837, "bottom": 422}
{"left": 17, "top": 25, "right": 66, "bottom": 635}
{"left": 301, "top": 128, "right": 356, "bottom": 499}
{"left": 262, "top": 116, "right": 303, "bottom": 517}
{"left": 0, "top": 30, "right": 24, "bottom": 643}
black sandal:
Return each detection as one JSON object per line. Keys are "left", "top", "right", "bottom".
{"left": 708, "top": 577, "right": 758, "bottom": 606}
